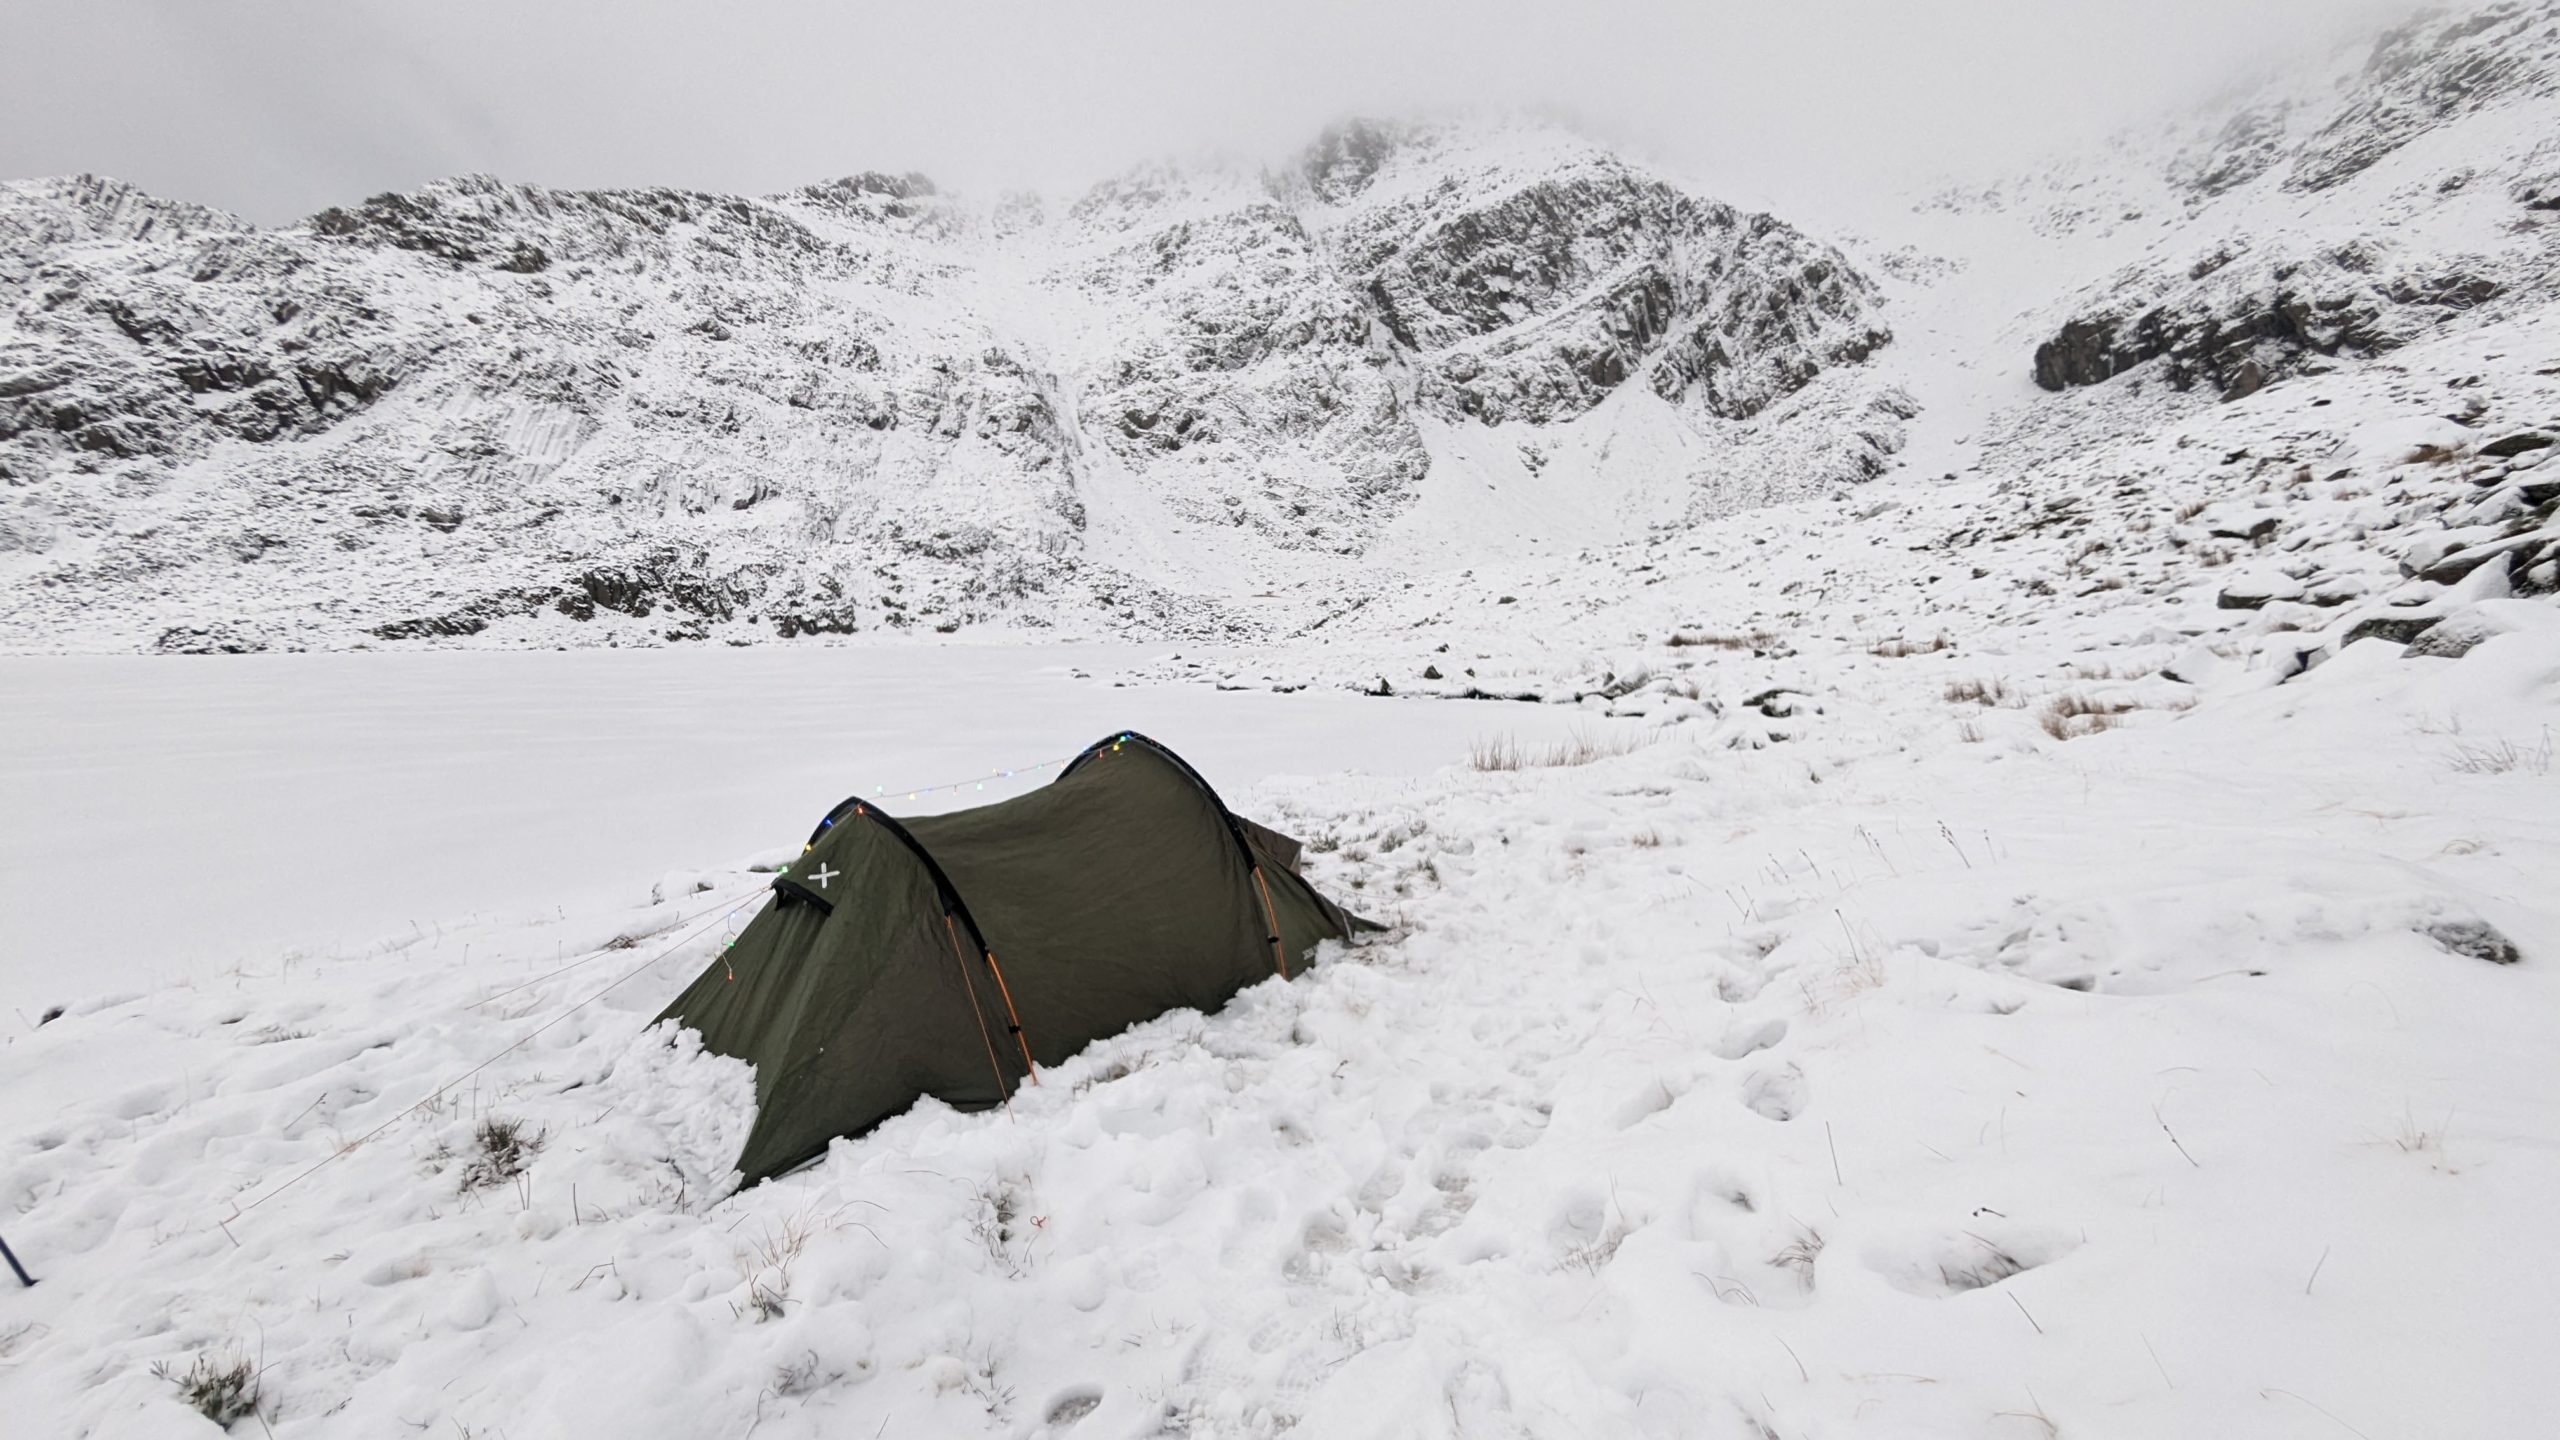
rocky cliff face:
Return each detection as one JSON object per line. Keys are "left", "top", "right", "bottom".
{"left": 0, "top": 120, "right": 1898, "bottom": 651}
{"left": 2033, "top": 1, "right": 2560, "bottom": 403}
{"left": 1312, "top": 123, "right": 1887, "bottom": 429}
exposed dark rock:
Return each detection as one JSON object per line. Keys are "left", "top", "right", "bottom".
{"left": 2517, "top": 544, "right": 2560, "bottom": 596}
{"left": 2289, "top": 5, "right": 2548, "bottom": 194}
{"left": 2422, "top": 917, "right": 2522, "bottom": 965}
{"left": 2210, "top": 516, "right": 2282, "bottom": 542}
{"left": 152, "top": 624, "right": 269, "bottom": 654}
{"left": 2344, "top": 614, "right": 2441, "bottom": 646}
{"left": 771, "top": 609, "right": 860, "bottom": 638}
{"left": 1300, "top": 119, "right": 1403, "bottom": 203}
{"left": 2174, "top": 103, "right": 2293, "bottom": 197}
{"left": 2479, "top": 431, "right": 2554, "bottom": 458}
{"left": 2216, "top": 572, "right": 2305, "bottom": 609}
{"left": 2404, "top": 611, "right": 2504, "bottom": 657}
{"left": 370, "top": 610, "right": 493, "bottom": 640}
{"left": 2033, "top": 246, "right": 2500, "bottom": 401}
{"left": 1341, "top": 153, "right": 1889, "bottom": 428}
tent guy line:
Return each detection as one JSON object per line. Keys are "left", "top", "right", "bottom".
{"left": 213, "top": 742, "right": 1098, "bottom": 1228}
{"left": 465, "top": 880, "right": 774, "bottom": 1013}
{"left": 220, "top": 888, "right": 769, "bottom": 1230}
{"left": 220, "top": 731, "right": 1364, "bottom": 1224}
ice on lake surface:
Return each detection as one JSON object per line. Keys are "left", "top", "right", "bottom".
{"left": 0, "top": 645, "right": 1597, "bottom": 1009}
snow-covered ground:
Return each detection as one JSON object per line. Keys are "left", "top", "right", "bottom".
{"left": 0, "top": 645, "right": 1611, "bottom": 1011}
{"left": 4, "top": 564, "right": 2552, "bottom": 1437}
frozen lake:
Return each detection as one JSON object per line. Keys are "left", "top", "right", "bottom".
{"left": 0, "top": 645, "right": 1595, "bottom": 1012}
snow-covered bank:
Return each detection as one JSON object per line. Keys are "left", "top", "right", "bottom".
{"left": 0, "top": 644, "right": 1611, "bottom": 1011}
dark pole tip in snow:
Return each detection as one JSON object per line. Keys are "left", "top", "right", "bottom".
{"left": 0, "top": 1233, "right": 33, "bottom": 1287}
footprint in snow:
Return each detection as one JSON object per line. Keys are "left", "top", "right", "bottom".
{"left": 1611, "top": 1077, "right": 1685, "bottom": 1129}
{"left": 1740, "top": 1064, "right": 1807, "bottom": 1122}
{"left": 1711, "top": 1016, "right": 1788, "bottom": 1060}
{"left": 1864, "top": 1224, "right": 2081, "bottom": 1299}
{"left": 1043, "top": 1385, "right": 1103, "bottom": 1431}
{"left": 109, "top": 1082, "right": 179, "bottom": 1121}
{"left": 1547, "top": 1187, "right": 1627, "bottom": 1272}
{"left": 1281, "top": 1212, "right": 1351, "bottom": 1283}
{"left": 1355, "top": 1159, "right": 1407, "bottom": 1211}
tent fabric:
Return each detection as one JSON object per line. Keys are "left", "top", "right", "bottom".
{"left": 656, "top": 732, "right": 1369, "bottom": 1183}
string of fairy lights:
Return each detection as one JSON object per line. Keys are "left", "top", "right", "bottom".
{"left": 844, "top": 734, "right": 1142, "bottom": 806}
{"left": 217, "top": 735, "right": 1163, "bottom": 1234}
{"left": 854, "top": 750, "right": 1078, "bottom": 805}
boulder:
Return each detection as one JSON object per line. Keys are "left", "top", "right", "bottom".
{"left": 2403, "top": 609, "right": 2506, "bottom": 658}
{"left": 2514, "top": 541, "right": 2560, "bottom": 597}
{"left": 2342, "top": 614, "right": 2440, "bottom": 646}
{"left": 2422, "top": 918, "right": 2522, "bottom": 966}
{"left": 2416, "top": 532, "right": 2542, "bottom": 584}
{"left": 2161, "top": 643, "right": 2232, "bottom": 686}
{"left": 2216, "top": 570, "right": 2304, "bottom": 609}
{"left": 2479, "top": 431, "right": 2555, "bottom": 459}
{"left": 2208, "top": 514, "right": 2282, "bottom": 542}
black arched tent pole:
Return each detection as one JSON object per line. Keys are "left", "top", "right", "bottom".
{"left": 1, "top": 1232, "right": 33, "bottom": 1286}
{"left": 790, "top": 732, "right": 1344, "bottom": 994}
{"left": 1059, "top": 731, "right": 1264, "bottom": 873}
{"left": 786, "top": 796, "right": 1036, "bottom": 1080}
{"left": 796, "top": 798, "right": 996, "bottom": 960}
{"left": 1061, "top": 731, "right": 1356, "bottom": 972}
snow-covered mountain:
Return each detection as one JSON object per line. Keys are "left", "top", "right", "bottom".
{"left": 2028, "top": 1, "right": 2560, "bottom": 401}
{"left": 11, "top": 9, "right": 2560, "bottom": 658}
{"left": 0, "top": 120, "right": 1902, "bottom": 652}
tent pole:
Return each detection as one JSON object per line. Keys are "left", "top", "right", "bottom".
{"left": 0, "top": 1232, "right": 33, "bottom": 1287}
{"left": 1251, "top": 866, "right": 1289, "bottom": 979}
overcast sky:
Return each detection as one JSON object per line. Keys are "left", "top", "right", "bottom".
{"left": 9, "top": 0, "right": 2419, "bottom": 224}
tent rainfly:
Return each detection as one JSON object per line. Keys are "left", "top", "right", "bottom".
{"left": 658, "top": 731, "right": 1372, "bottom": 1183}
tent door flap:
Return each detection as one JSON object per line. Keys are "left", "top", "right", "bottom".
{"left": 771, "top": 876, "right": 837, "bottom": 915}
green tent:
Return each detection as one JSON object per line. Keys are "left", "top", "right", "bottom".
{"left": 658, "top": 731, "right": 1370, "bottom": 1182}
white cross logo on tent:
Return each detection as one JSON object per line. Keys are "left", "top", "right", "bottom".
{"left": 808, "top": 864, "right": 839, "bottom": 889}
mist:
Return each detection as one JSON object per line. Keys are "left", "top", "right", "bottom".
{"left": 10, "top": 0, "right": 2423, "bottom": 223}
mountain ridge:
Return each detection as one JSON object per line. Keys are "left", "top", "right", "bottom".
{"left": 11, "top": 3, "right": 2560, "bottom": 655}
{"left": 0, "top": 118, "right": 1905, "bottom": 652}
